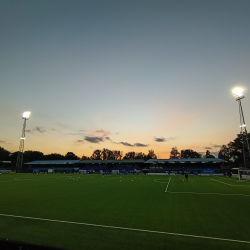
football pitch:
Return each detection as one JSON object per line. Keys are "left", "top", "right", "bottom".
{"left": 0, "top": 174, "right": 250, "bottom": 250}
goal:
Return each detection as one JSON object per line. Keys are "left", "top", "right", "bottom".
{"left": 232, "top": 168, "right": 250, "bottom": 181}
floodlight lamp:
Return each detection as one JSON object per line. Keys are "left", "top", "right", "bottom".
{"left": 240, "top": 124, "right": 246, "bottom": 128}
{"left": 233, "top": 88, "right": 244, "bottom": 99}
{"left": 20, "top": 137, "right": 25, "bottom": 140}
{"left": 22, "top": 111, "right": 31, "bottom": 119}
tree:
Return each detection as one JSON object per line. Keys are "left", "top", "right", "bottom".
{"left": 9, "top": 151, "right": 19, "bottom": 170}
{"left": 146, "top": 149, "right": 157, "bottom": 160}
{"left": 106, "top": 149, "right": 115, "bottom": 160}
{"left": 20, "top": 151, "right": 44, "bottom": 171}
{"left": 44, "top": 153, "right": 65, "bottom": 160}
{"left": 181, "top": 149, "right": 202, "bottom": 159}
{"left": 64, "top": 152, "right": 79, "bottom": 160}
{"left": 218, "top": 145, "right": 231, "bottom": 162}
{"left": 101, "top": 148, "right": 115, "bottom": 160}
{"left": 169, "top": 147, "right": 180, "bottom": 159}
{"left": 90, "top": 149, "right": 102, "bottom": 160}
{"left": 123, "top": 151, "right": 136, "bottom": 160}
{"left": 112, "top": 150, "right": 123, "bottom": 160}
{"left": 218, "top": 133, "right": 250, "bottom": 167}
{"left": 134, "top": 152, "right": 146, "bottom": 160}
{"left": 23, "top": 150, "right": 44, "bottom": 163}
{"left": 81, "top": 155, "right": 90, "bottom": 160}
{"left": 0, "top": 147, "right": 10, "bottom": 161}
{"left": 204, "top": 150, "right": 215, "bottom": 158}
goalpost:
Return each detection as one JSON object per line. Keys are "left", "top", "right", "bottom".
{"left": 239, "top": 169, "right": 250, "bottom": 181}
{"left": 232, "top": 168, "right": 250, "bottom": 181}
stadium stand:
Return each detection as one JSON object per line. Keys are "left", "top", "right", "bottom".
{"left": 145, "top": 158, "right": 225, "bottom": 174}
{"left": 24, "top": 160, "right": 80, "bottom": 173}
{"left": 0, "top": 160, "right": 11, "bottom": 173}
{"left": 24, "top": 158, "right": 225, "bottom": 174}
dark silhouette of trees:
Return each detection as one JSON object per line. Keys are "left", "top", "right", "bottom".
{"left": 9, "top": 151, "right": 18, "bottom": 169}
{"left": 204, "top": 150, "right": 215, "bottom": 158}
{"left": 64, "top": 152, "right": 79, "bottom": 160}
{"left": 44, "top": 153, "right": 65, "bottom": 160}
{"left": 123, "top": 151, "right": 136, "bottom": 160}
{"left": 134, "top": 152, "right": 146, "bottom": 159}
{"left": 146, "top": 149, "right": 157, "bottom": 160}
{"left": 0, "top": 147, "right": 10, "bottom": 161}
{"left": 101, "top": 148, "right": 115, "bottom": 160}
{"left": 181, "top": 149, "right": 202, "bottom": 159}
{"left": 23, "top": 151, "right": 44, "bottom": 163}
{"left": 218, "top": 133, "right": 250, "bottom": 167}
{"left": 218, "top": 145, "right": 231, "bottom": 162}
{"left": 169, "top": 147, "right": 180, "bottom": 159}
{"left": 90, "top": 150, "right": 102, "bottom": 160}
{"left": 122, "top": 151, "right": 146, "bottom": 160}
{"left": 90, "top": 149, "right": 123, "bottom": 160}
{"left": 112, "top": 150, "right": 123, "bottom": 160}
{"left": 81, "top": 155, "right": 90, "bottom": 160}
{"left": 122, "top": 150, "right": 156, "bottom": 160}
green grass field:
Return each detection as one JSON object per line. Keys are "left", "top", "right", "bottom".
{"left": 0, "top": 173, "right": 250, "bottom": 250}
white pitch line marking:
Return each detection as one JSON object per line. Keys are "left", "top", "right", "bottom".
{"left": 166, "top": 191, "right": 250, "bottom": 197}
{"left": 211, "top": 179, "right": 232, "bottom": 186}
{"left": 211, "top": 179, "right": 250, "bottom": 188}
{"left": 218, "top": 177, "right": 250, "bottom": 183}
{"left": 218, "top": 177, "right": 237, "bottom": 181}
{"left": 0, "top": 213, "right": 249, "bottom": 245}
{"left": 14, "top": 178, "right": 35, "bottom": 181}
{"left": 165, "top": 177, "right": 171, "bottom": 192}
{"left": 154, "top": 179, "right": 169, "bottom": 184}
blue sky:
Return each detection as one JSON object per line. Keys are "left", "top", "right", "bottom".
{"left": 0, "top": 0, "right": 250, "bottom": 158}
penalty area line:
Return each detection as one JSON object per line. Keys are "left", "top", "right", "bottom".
{"left": 166, "top": 191, "right": 250, "bottom": 197}
{"left": 0, "top": 213, "right": 249, "bottom": 245}
{"left": 211, "top": 179, "right": 250, "bottom": 188}
{"left": 210, "top": 179, "right": 232, "bottom": 186}
{"left": 165, "top": 177, "right": 171, "bottom": 192}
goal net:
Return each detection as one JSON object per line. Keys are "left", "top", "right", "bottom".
{"left": 232, "top": 168, "right": 250, "bottom": 181}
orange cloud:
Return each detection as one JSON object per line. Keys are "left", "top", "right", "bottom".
{"left": 94, "top": 130, "right": 110, "bottom": 137}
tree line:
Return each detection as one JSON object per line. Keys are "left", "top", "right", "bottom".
{"left": 89, "top": 149, "right": 157, "bottom": 161}
{"left": 169, "top": 147, "right": 215, "bottom": 159}
{"left": 0, "top": 148, "right": 80, "bottom": 168}
{"left": 218, "top": 133, "right": 250, "bottom": 168}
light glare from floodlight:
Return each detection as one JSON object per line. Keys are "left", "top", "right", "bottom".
{"left": 233, "top": 87, "right": 244, "bottom": 98}
{"left": 240, "top": 124, "right": 246, "bottom": 127}
{"left": 20, "top": 137, "right": 25, "bottom": 140}
{"left": 22, "top": 111, "right": 31, "bottom": 119}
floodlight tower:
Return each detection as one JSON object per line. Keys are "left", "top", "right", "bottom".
{"left": 233, "top": 88, "right": 250, "bottom": 168}
{"left": 16, "top": 111, "right": 31, "bottom": 173}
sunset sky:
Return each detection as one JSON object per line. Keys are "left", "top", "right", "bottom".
{"left": 1, "top": 0, "right": 250, "bottom": 158}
